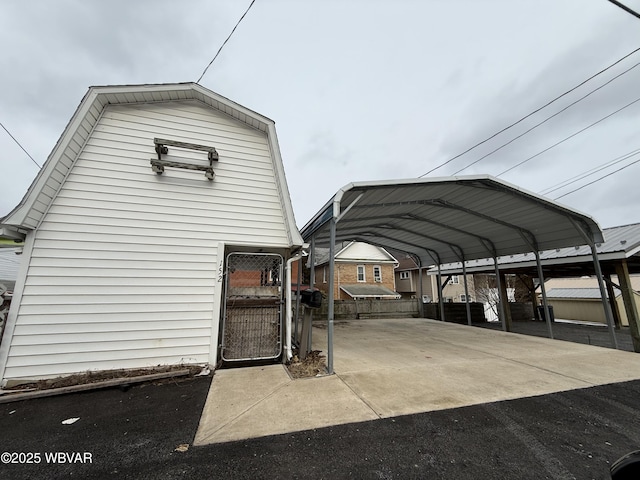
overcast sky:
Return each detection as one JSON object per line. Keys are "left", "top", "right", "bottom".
{"left": 1, "top": 0, "right": 639, "bottom": 231}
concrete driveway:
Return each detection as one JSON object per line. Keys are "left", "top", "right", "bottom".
{"left": 195, "top": 318, "right": 640, "bottom": 445}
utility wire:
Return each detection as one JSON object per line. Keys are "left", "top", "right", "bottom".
{"left": 607, "top": 0, "right": 640, "bottom": 20}
{"left": 419, "top": 45, "right": 640, "bottom": 177}
{"left": 0, "top": 120, "right": 41, "bottom": 169}
{"left": 196, "top": 0, "right": 257, "bottom": 83}
{"left": 554, "top": 156, "right": 640, "bottom": 200}
{"left": 539, "top": 147, "right": 640, "bottom": 195}
{"left": 497, "top": 95, "right": 640, "bottom": 177}
{"left": 449, "top": 60, "right": 640, "bottom": 175}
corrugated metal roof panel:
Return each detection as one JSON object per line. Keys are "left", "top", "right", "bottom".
{"left": 301, "top": 176, "right": 604, "bottom": 266}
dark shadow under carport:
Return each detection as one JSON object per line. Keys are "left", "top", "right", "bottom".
{"left": 477, "top": 320, "right": 635, "bottom": 351}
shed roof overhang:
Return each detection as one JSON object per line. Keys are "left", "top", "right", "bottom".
{"left": 300, "top": 176, "right": 604, "bottom": 266}
{"left": 431, "top": 223, "right": 640, "bottom": 278}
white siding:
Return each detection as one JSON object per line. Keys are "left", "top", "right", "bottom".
{"left": 4, "top": 101, "right": 290, "bottom": 380}
{"left": 337, "top": 242, "right": 397, "bottom": 263}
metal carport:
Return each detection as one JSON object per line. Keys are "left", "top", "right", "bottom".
{"left": 300, "top": 175, "right": 615, "bottom": 373}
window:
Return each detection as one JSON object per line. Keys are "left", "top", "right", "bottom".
{"left": 399, "top": 271, "right": 410, "bottom": 280}
{"left": 450, "top": 275, "right": 459, "bottom": 284}
{"left": 323, "top": 266, "right": 327, "bottom": 283}
{"left": 373, "top": 265, "right": 382, "bottom": 282}
{"left": 357, "top": 265, "right": 365, "bottom": 282}
{"left": 460, "top": 294, "right": 471, "bottom": 302}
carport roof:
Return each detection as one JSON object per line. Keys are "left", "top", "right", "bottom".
{"left": 300, "top": 176, "right": 604, "bottom": 267}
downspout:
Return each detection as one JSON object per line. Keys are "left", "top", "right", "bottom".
{"left": 285, "top": 250, "right": 308, "bottom": 361}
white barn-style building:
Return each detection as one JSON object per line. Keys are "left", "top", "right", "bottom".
{"left": 0, "top": 83, "right": 304, "bottom": 385}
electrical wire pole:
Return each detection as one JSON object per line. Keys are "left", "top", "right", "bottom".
{"left": 607, "top": 0, "right": 640, "bottom": 20}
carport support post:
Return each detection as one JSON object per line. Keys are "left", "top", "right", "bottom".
{"left": 437, "top": 264, "right": 445, "bottom": 322}
{"left": 589, "top": 244, "right": 618, "bottom": 349}
{"left": 604, "top": 273, "right": 622, "bottom": 329}
{"left": 417, "top": 260, "right": 425, "bottom": 318}
{"left": 493, "top": 257, "right": 507, "bottom": 331}
{"left": 614, "top": 259, "right": 640, "bottom": 352}
{"left": 534, "top": 250, "right": 554, "bottom": 340}
{"left": 499, "top": 272, "right": 513, "bottom": 332}
{"left": 327, "top": 218, "right": 337, "bottom": 374}
{"left": 570, "top": 219, "right": 618, "bottom": 349}
{"left": 462, "top": 259, "right": 472, "bottom": 326}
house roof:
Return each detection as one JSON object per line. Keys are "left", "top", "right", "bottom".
{"left": 396, "top": 256, "right": 419, "bottom": 271}
{"left": 432, "top": 222, "right": 640, "bottom": 276}
{"left": 312, "top": 241, "right": 398, "bottom": 266}
{"left": 340, "top": 284, "right": 401, "bottom": 298}
{"left": 335, "top": 241, "right": 397, "bottom": 263}
{"left": 300, "top": 176, "right": 603, "bottom": 268}
{"left": 1, "top": 83, "right": 303, "bottom": 248}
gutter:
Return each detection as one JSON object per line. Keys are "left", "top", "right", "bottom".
{"left": 284, "top": 247, "right": 308, "bottom": 361}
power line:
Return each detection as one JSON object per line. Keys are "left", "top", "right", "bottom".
{"left": 539, "top": 147, "right": 640, "bottom": 195}
{"left": 419, "top": 45, "right": 640, "bottom": 177}
{"left": 196, "top": 0, "right": 257, "bottom": 83}
{"left": 449, "top": 59, "right": 640, "bottom": 175}
{"left": 554, "top": 155, "right": 640, "bottom": 200}
{"left": 0, "top": 120, "right": 41, "bottom": 169}
{"left": 607, "top": 0, "right": 640, "bottom": 20}
{"left": 497, "top": 95, "right": 640, "bottom": 177}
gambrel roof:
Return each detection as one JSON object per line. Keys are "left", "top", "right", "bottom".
{"left": 1, "top": 83, "right": 303, "bottom": 247}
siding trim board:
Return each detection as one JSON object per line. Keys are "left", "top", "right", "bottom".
{"left": 0, "top": 84, "right": 303, "bottom": 384}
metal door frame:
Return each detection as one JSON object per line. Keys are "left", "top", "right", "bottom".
{"left": 220, "top": 252, "right": 284, "bottom": 362}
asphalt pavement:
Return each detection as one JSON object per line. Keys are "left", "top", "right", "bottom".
{"left": 2, "top": 373, "right": 639, "bottom": 479}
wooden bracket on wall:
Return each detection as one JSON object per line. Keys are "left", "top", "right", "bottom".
{"left": 150, "top": 138, "right": 218, "bottom": 181}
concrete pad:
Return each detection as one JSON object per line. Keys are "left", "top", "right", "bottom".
{"left": 194, "top": 365, "right": 378, "bottom": 445}
{"left": 522, "top": 349, "right": 640, "bottom": 384}
{"left": 195, "top": 318, "right": 640, "bottom": 445}
{"left": 194, "top": 364, "right": 290, "bottom": 446}
{"left": 338, "top": 358, "right": 591, "bottom": 418}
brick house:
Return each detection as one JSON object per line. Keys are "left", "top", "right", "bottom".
{"left": 313, "top": 241, "right": 400, "bottom": 300}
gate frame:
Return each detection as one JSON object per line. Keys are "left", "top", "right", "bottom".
{"left": 220, "top": 251, "right": 285, "bottom": 362}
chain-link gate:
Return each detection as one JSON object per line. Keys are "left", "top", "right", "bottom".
{"left": 220, "top": 252, "right": 283, "bottom": 362}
